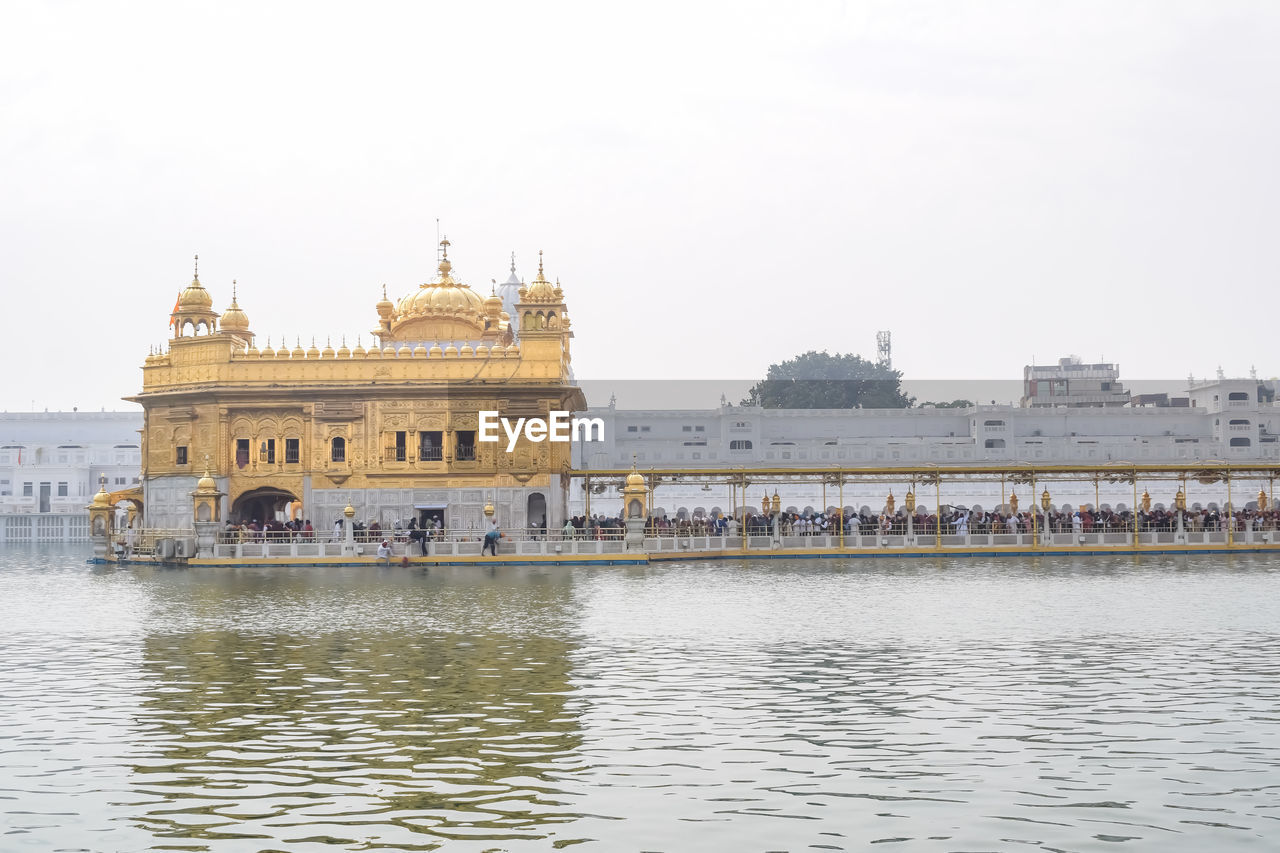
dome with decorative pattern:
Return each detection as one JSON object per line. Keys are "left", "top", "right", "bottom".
{"left": 382, "top": 239, "right": 487, "bottom": 342}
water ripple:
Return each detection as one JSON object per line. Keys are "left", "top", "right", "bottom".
{"left": 0, "top": 548, "right": 1277, "bottom": 850}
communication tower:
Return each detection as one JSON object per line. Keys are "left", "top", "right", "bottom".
{"left": 876, "top": 330, "right": 892, "bottom": 369}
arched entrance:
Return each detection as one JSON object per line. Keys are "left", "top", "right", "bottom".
{"left": 526, "top": 492, "right": 547, "bottom": 533}
{"left": 232, "top": 487, "right": 299, "bottom": 524}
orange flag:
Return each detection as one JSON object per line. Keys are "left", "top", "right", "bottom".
{"left": 168, "top": 292, "right": 180, "bottom": 326}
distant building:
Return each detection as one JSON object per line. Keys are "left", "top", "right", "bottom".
{"left": 1022, "top": 357, "right": 1129, "bottom": 407}
{"left": 0, "top": 411, "right": 142, "bottom": 542}
{"left": 571, "top": 375, "right": 1279, "bottom": 515}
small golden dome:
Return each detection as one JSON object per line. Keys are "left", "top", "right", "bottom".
{"left": 321, "top": 338, "right": 335, "bottom": 358}
{"left": 429, "top": 343, "right": 443, "bottom": 357}
{"left": 352, "top": 339, "right": 366, "bottom": 357}
{"left": 336, "top": 339, "right": 350, "bottom": 359}
{"left": 196, "top": 468, "right": 217, "bottom": 492}
{"left": 220, "top": 281, "right": 249, "bottom": 331}
{"left": 444, "top": 344, "right": 458, "bottom": 357}
{"left": 291, "top": 340, "right": 305, "bottom": 359}
{"left": 260, "top": 340, "right": 275, "bottom": 358}
{"left": 91, "top": 486, "right": 112, "bottom": 507}
{"left": 376, "top": 284, "right": 394, "bottom": 316}
{"left": 176, "top": 255, "right": 213, "bottom": 311}
{"left": 523, "top": 250, "right": 558, "bottom": 302}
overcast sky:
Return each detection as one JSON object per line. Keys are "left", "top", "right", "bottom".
{"left": 2, "top": 1, "right": 1277, "bottom": 412}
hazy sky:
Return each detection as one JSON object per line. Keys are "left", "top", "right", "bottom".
{"left": 2, "top": 1, "right": 1277, "bottom": 412}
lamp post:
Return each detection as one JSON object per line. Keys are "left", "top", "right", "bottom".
{"left": 904, "top": 488, "right": 916, "bottom": 545}
{"left": 342, "top": 503, "right": 356, "bottom": 557}
{"left": 1174, "top": 484, "right": 1187, "bottom": 543}
{"left": 1040, "top": 488, "right": 1051, "bottom": 547}
{"left": 771, "top": 490, "right": 781, "bottom": 544}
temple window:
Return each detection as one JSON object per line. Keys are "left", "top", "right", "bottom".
{"left": 331, "top": 436, "right": 346, "bottom": 463}
{"left": 456, "top": 430, "right": 476, "bottom": 461}
{"left": 419, "top": 430, "right": 443, "bottom": 461}
{"left": 285, "top": 438, "right": 300, "bottom": 464}
{"left": 259, "top": 439, "right": 276, "bottom": 463}
{"left": 235, "top": 439, "right": 250, "bottom": 469}
{"left": 175, "top": 446, "right": 188, "bottom": 465}
{"left": 386, "top": 431, "right": 407, "bottom": 462}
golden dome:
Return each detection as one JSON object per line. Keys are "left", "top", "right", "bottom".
{"left": 177, "top": 254, "right": 213, "bottom": 310}
{"left": 91, "top": 486, "right": 112, "bottom": 507}
{"left": 220, "top": 281, "right": 250, "bottom": 331}
{"left": 523, "top": 251, "right": 558, "bottom": 302}
{"left": 196, "top": 467, "right": 217, "bottom": 492}
{"left": 385, "top": 239, "right": 487, "bottom": 340}
{"left": 376, "top": 284, "right": 394, "bottom": 315}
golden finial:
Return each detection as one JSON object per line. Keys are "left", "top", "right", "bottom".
{"left": 326, "top": 336, "right": 331, "bottom": 347}
{"left": 510, "top": 252, "right": 516, "bottom": 275}
{"left": 537, "top": 249, "right": 544, "bottom": 277}
{"left": 382, "top": 283, "right": 387, "bottom": 298}
{"left": 491, "top": 279, "right": 497, "bottom": 295}
{"left": 341, "top": 335, "right": 347, "bottom": 346}
{"left": 193, "top": 253, "right": 199, "bottom": 280}
{"left": 440, "top": 236, "right": 450, "bottom": 259}
{"left": 231, "top": 279, "right": 237, "bottom": 300}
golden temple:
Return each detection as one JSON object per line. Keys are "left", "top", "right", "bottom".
{"left": 125, "top": 241, "right": 584, "bottom": 532}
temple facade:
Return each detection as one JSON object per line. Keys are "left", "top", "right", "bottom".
{"left": 128, "top": 241, "right": 584, "bottom": 532}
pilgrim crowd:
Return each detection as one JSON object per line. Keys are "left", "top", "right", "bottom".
{"left": 217, "top": 500, "right": 1280, "bottom": 549}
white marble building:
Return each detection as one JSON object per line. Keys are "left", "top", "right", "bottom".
{"left": 0, "top": 411, "right": 143, "bottom": 542}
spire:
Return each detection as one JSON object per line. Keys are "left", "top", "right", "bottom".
{"left": 193, "top": 253, "right": 199, "bottom": 281}
{"left": 510, "top": 252, "right": 516, "bottom": 276}
{"left": 537, "top": 249, "right": 544, "bottom": 279}
{"left": 231, "top": 279, "right": 237, "bottom": 301}
{"left": 440, "top": 236, "right": 450, "bottom": 260}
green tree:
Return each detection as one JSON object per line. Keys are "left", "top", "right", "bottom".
{"left": 741, "top": 351, "right": 914, "bottom": 409}
{"left": 920, "top": 399, "right": 974, "bottom": 409}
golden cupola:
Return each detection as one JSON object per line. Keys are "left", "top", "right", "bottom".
{"left": 219, "top": 280, "right": 253, "bottom": 341}
{"left": 522, "top": 251, "right": 558, "bottom": 303}
{"left": 379, "top": 238, "right": 487, "bottom": 344}
{"left": 514, "top": 250, "right": 571, "bottom": 337}
{"left": 171, "top": 254, "right": 221, "bottom": 338}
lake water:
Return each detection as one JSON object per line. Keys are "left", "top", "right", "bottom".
{"left": 1, "top": 548, "right": 1278, "bottom": 851}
